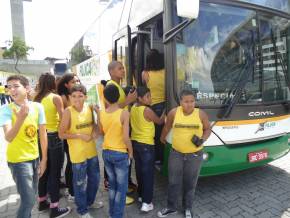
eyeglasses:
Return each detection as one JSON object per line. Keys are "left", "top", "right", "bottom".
{"left": 72, "top": 79, "right": 80, "bottom": 84}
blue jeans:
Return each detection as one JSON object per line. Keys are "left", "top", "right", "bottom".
{"left": 103, "top": 150, "right": 129, "bottom": 218}
{"left": 72, "top": 156, "right": 100, "bottom": 215}
{"left": 8, "top": 159, "right": 39, "bottom": 218}
{"left": 132, "top": 141, "right": 155, "bottom": 203}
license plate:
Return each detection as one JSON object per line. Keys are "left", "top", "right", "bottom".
{"left": 248, "top": 150, "right": 268, "bottom": 163}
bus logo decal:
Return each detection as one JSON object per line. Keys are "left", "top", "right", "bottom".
{"left": 255, "top": 122, "right": 276, "bottom": 134}
{"left": 255, "top": 122, "right": 266, "bottom": 134}
{"left": 248, "top": 111, "right": 274, "bottom": 117}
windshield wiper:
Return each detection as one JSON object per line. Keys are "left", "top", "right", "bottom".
{"left": 163, "top": 18, "right": 195, "bottom": 44}
{"left": 270, "top": 30, "right": 283, "bottom": 90}
{"left": 277, "top": 52, "right": 290, "bottom": 90}
{"left": 218, "top": 57, "right": 253, "bottom": 118}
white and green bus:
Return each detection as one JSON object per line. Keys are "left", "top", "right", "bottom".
{"left": 71, "top": 0, "right": 290, "bottom": 176}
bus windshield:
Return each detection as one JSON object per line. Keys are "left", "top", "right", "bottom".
{"left": 175, "top": 2, "right": 290, "bottom": 106}
{"left": 239, "top": 0, "right": 290, "bottom": 14}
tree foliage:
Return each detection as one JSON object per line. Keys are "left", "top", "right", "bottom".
{"left": 3, "top": 37, "right": 33, "bottom": 73}
{"left": 70, "top": 46, "right": 90, "bottom": 65}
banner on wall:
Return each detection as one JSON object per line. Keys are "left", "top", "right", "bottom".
{"left": 75, "top": 56, "right": 101, "bottom": 108}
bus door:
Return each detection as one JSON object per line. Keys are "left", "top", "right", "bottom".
{"left": 113, "top": 25, "right": 133, "bottom": 87}
{"left": 131, "top": 15, "right": 164, "bottom": 86}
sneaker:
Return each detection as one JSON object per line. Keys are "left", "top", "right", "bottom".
{"left": 89, "top": 201, "right": 104, "bottom": 209}
{"left": 67, "top": 194, "right": 74, "bottom": 202}
{"left": 50, "top": 206, "right": 71, "bottom": 218}
{"left": 185, "top": 209, "right": 192, "bottom": 218}
{"left": 79, "top": 213, "right": 93, "bottom": 218}
{"left": 39, "top": 200, "right": 50, "bottom": 212}
{"left": 64, "top": 189, "right": 69, "bottom": 196}
{"left": 141, "top": 202, "right": 154, "bottom": 212}
{"left": 157, "top": 208, "right": 177, "bottom": 217}
{"left": 126, "top": 196, "right": 134, "bottom": 205}
{"left": 138, "top": 197, "right": 142, "bottom": 203}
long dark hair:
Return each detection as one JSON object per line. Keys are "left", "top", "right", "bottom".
{"left": 34, "top": 73, "right": 56, "bottom": 103}
{"left": 144, "top": 49, "right": 164, "bottom": 71}
{"left": 56, "top": 73, "right": 76, "bottom": 97}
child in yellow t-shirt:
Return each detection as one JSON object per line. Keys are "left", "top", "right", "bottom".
{"left": 130, "top": 86, "right": 165, "bottom": 213}
{"left": 0, "top": 75, "right": 48, "bottom": 218}
{"left": 97, "top": 84, "right": 133, "bottom": 218}
{"left": 157, "top": 89, "right": 211, "bottom": 218}
{"left": 59, "top": 84, "right": 103, "bottom": 217}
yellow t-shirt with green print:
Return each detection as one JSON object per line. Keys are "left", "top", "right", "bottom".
{"left": 0, "top": 102, "right": 46, "bottom": 163}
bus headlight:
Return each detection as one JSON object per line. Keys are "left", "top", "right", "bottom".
{"left": 203, "top": 152, "right": 209, "bottom": 161}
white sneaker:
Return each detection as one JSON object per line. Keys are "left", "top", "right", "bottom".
{"left": 141, "top": 202, "right": 154, "bottom": 212}
{"left": 64, "top": 189, "right": 69, "bottom": 196}
{"left": 79, "top": 213, "right": 93, "bottom": 218}
{"left": 67, "top": 194, "right": 74, "bottom": 202}
{"left": 185, "top": 209, "right": 192, "bottom": 218}
{"left": 89, "top": 201, "right": 104, "bottom": 209}
{"left": 138, "top": 197, "right": 142, "bottom": 203}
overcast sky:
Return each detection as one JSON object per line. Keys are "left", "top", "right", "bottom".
{"left": 0, "top": 0, "right": 107, "bottom": 60}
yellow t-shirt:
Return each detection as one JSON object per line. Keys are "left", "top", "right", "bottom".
{"left": 172, "top": 107, "right": 203, "bottom": 153}
{"left": 100, "top": 108, "right": 127, "bottom": 153}
{"left": 97, "top": 83, "right": 105, "bottom": 110}
{"left": 67, "top": 104, "right": 97, "bottom": 163}
{"left": 0, "top": 85, "right": 5, "bottom": 94}
{"left": 147, "top": 69, "right": 165, "bottom": 105}
{"left": 130, "top": 105, "right": 155, "bottom": 145}
{"left": 7, "top": 103, "right": 40, "bottom": 163}
{"left": 41, "top": 93, "right": 59, "bottom": 132}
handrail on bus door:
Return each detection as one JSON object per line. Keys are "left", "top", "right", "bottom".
{"left": 112, "top": 25, "right": 133, "bottom": 86}
{"left": 163, "top": 18, "right": 195, "bottom": 44}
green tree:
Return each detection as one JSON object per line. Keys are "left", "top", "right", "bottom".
{"left": 70, "top": 46, "right": 90, "bottom": 65}
{"left": 3, "top": 37, "right": 33, "bottom": 73}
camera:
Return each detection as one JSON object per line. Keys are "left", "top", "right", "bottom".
{"left": 123, "top": 86, "right": 136, "bottom": 96}
{"left": 191, "top": 135, "right": 204, "bottom": 147}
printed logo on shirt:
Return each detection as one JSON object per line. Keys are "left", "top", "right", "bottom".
{"left": 76, "top": 122, "right": 93, "bottom": 129}
{"left": 174, "top": 123, "right": 200, "bottom": 129}
{"left": 25, "top": 124, "right": 37, "bottom": 138}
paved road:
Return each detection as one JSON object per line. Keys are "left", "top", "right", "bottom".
{"left": 1, "top": 128, "right": 290, "bottom": 218}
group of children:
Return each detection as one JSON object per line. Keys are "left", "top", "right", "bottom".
{"left": 0, "top": 82, "right": 12, "bottom": 105}
{"left": 0, "top": 59, "right": 211, "bottom": 218}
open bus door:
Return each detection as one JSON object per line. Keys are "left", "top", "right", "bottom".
{"left": 113, "top": 24, "right": 156, "bottom": 87}
{"left": 113, "top": 25, "right": 133, "bottom": 87}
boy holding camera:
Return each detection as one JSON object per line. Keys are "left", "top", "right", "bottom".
{"left": 158, "top": 89, "right": 211, "bottom": 218}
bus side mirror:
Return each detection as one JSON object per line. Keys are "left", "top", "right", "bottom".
{"left": 177, "top": 0, "right": 199, "bottom": 19}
